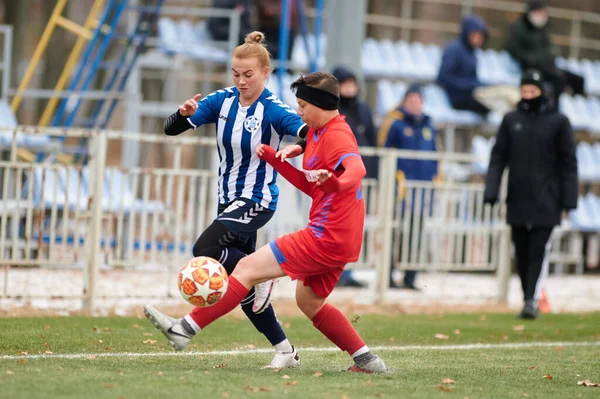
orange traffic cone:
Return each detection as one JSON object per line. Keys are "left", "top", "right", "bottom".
{"left": 538, "top": 289, "right": 551, "bottom": 314}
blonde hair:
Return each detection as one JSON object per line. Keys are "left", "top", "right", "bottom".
{"left": 232, "top": 31, "right": 271, "bottom": 70}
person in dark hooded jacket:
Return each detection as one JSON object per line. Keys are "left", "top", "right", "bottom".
{"left": 505, "top": 0, "right": 585, "bottom": 106}
{"left": 332, "top": 66, "right": 378, "bottom": 178}
{"left": 437, "top": 15, "right": 490, "bottom": 117}
{"left": 484, "top": 69, "right": 578, "bottom": 320}
{"left": 331, "top": 66, "right": 377, "bottom": 288}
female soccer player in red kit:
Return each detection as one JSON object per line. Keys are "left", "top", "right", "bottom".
{"left": 145, "top": 72, "right": 386, "bottom": 373}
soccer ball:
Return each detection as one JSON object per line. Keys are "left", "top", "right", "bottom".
{"left": 178, "top": 256, "right": 229, "bottom": 307}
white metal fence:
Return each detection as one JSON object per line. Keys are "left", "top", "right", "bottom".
{"left": 0, "top": 126, "right": 519, "bottom": 309}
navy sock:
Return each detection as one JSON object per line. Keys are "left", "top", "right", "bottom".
{"left": 241, "top": 292, "right": 287, "bottom": 346}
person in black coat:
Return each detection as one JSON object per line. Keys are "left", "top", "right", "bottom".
{"left": 332, "top": 66, "right": 378, "bottom": 178}
{"left": 484, "top": 69, "right": 578, "bottom": 319}
{"left": 331, "top": 66, "right": 378, "bottom": 288}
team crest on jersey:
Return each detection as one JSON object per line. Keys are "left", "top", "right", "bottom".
{"left": 422, "top": 127, "right": 432, "bottom": 141}
{"left": 244, "top": 115, "right": 261, "bottom": 133}
{"left": 404, "top": 127, "right": 413, "bottom": 137}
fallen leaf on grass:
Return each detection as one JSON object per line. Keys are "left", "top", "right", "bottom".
{"left": 44, "top": 351, "right": 53, "bottom": 354}
{"left": 93, "top": 327, "right": 112, "bottom": 332}
{"left": 529, "top": 366, "right": 535, "bottom": 370}
{"left": 245, "top": 385, "right": 272, "bottom": 392}
{"left": 204, "top": 371, "right": 210, "bottom": 374}
{"left": 453, "top": 329, "right": 461, "bottom": 335}
{"left": 87, "top": 355, "right": 97, "bottom": 360}
{"left": 479, "top": 314, "right": 487, "bottom": 321}
{"left": 222, "top": 393, "right": 229, "bottom": 398}
{"left": 104, "top": 346, "right": 112, "bottom": 351}
{"left": 17, "top": 351, "right": 27, "bottom": 356}
{"left": 543, "top": 374, "right": 553, "bottom": 380}
{"left": 213, "top": 363, "right": 226, "bottom": 369}
{"left": 6, "top": 370, "right": 13, "bottom": 375}
{"left": 341, "top": 394, "right": 348, "bottom": 399}
{"left": 99, "top": 340, "right": 103, "bottom": 343}
{"left": 57, "top": 367, "right": 63, "bottom": 371}
{"left": 437, "top": 385, "right": 452, "bottom": 392}
{"left": 442, "top": 378, "right": 455, "bottom": 384}
{"left": 156, "top": 371, "right": 163, "bottom": 375}
{"left": 284, "top": 381, "right": 299, "bottom": 386}
{"left": 43, "top": 325, "right": 50, "bottom": 330}
{"left": 17, "top": 359, "right": 26, "bottom": 364}
{"left": 351, "top": 315, "right": 360, "bottom": 324}
{"left": 282, "top": 375, "right": 291, "bottom": 379}
{"left": 143, "top": 339, "right": 157, "bottom": 345}
{"left": 103, "top": 383, "right": 114, "bottom": 388}
{"left": 555, "top": 347, "right": 563, "bottom": 352}
{"left": 313, "top": 371, "right": 323, "bottom": 377}
{"left": 578, "top": 380, "right": 599, "bottom": 387}
{"left": 523, "top": 394, "right": 529, "bottom": 397}
{"left": 131, "top": 324, "right": 142, "bottom": 329}
{"left": 143, "top": 333, "right": 153, "bottom": 336}
{"left": 434, "top": 334, "right": 449, "bottom": 340}
{"left": 512, "top": 325, "right": 525, "bottom": 331}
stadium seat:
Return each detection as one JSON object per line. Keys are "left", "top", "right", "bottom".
{"left": 102, "top": 168, "right": 165, "bottom": 213}
{"left": 157, "top": 17, "right": 187, "bottom": 55}
{"left": 471, "top": 135, "right": 493, "bottom": 175}
{"left": 156, "top": 18, "right": 227, "bottom": 63}
{"left": 31, "top": 167, "right": 88, "bottom": 210}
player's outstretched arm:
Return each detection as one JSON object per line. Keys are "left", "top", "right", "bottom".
{"left": 319, "top": 156, "right": 366, "bottom": 193}
{"left": 164, "top": 94, "right": 201, "bottom": 136}
{"left": 256, "top": 145, "right": 312, "bottom": 196}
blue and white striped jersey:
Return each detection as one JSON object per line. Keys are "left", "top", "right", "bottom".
{"left": 188, "top": 87, "right": 305, "bottom": 210}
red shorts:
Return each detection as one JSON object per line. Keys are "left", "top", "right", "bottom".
{"left": 269, "top": 229, "right": 345, "bottom": 298}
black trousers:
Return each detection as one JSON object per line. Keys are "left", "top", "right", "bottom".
{"left": 545, "top": 69, "right": 585, "bottom": 106}
{"left": 511, "top": 225, "right": 553, "bottom": 301}
{"left": 451, "top": 96, "right": 490, "bottom": 118}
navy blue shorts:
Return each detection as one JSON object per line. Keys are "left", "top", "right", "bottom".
{"left": 216, "top": 198, "right": 274, "bottom": 254}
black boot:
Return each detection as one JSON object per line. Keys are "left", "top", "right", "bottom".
{"left": 518, "top": 299, "right": 539, "bottom": 320}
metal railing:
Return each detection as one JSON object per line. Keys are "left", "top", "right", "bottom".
{"left": 3, "top": 126, "right": 581, "bottom": 309}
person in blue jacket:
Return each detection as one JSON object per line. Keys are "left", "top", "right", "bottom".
{"left": 437, "top": 15, "right": 490, "bottom": 117}
{"left": 378, "top": 84, "right": 439, "bottom": 290}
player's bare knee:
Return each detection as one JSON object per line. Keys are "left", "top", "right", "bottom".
{"left": 231, "top": 256, "right": 259, "bottom": 286}
{"left": 296, "top": 294, "right": 325, "bottom": 319}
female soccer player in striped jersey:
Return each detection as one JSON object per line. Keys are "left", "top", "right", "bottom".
{"left": 145, "top": 31, "right": 307, "bottom": 369}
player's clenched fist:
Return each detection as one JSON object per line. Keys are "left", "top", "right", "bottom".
{"left": 179, "top": 94, "right": 202, "bottom": 117}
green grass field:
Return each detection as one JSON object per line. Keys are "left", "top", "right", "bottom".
{"left": 1, "top": 312, "right": 599, "bottom": 398}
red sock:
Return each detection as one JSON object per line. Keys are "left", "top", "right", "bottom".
{"left": 311, "top": 303, "right": 365, "bottom": 355}
{"left": 189, "top": 276, "right": 249, "bottom": 329}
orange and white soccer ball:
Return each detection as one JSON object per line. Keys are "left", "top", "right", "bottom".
{"left": 178, "top": 256, "right": 229, "bottom": 307}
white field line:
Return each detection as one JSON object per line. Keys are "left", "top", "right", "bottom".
{"left": 1, "top": 341, "right": 598, "bottom": 361}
